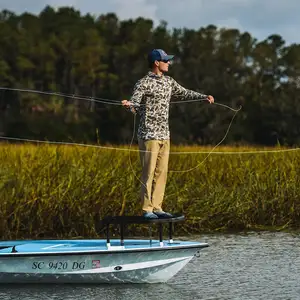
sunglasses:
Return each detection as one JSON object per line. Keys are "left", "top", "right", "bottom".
{"left": 160, "top": 60, "right": 171, "bottom": 63}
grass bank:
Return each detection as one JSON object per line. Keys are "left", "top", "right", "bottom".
{"left": 1, "top": 143, "right": 300, "bottom": 239}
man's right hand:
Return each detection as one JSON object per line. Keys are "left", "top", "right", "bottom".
{"left": 121, "top": 100, "right": 136, "bottom": 113}
{"left": 121, "top": 100, "right": 131, "bottom": 108}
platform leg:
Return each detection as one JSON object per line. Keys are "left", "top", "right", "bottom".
{"left": 148, "top": 224, "right": 152, "bottom": 246}
{"left": 120, "top": 223, "right": 124, "bottom": 246}
{"left": 106, "top": 224, "right": 111, "bottom": 248}
{"left": 168, "top": 222, "right": 173, "bottom": 244}
{"left": 159, "top": 223, "right": 163, "bottom": 247}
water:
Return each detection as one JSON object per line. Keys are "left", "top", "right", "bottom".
{"left": 1, "top": 232, "right": 300, "bottom": 300}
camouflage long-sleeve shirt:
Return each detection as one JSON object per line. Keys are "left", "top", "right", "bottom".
{"left": 129, "top": 71, "right": 208, "bottom": 141}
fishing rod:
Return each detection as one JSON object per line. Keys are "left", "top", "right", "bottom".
{"left": 0, "top": 86, "right": 239, "bottom": 111}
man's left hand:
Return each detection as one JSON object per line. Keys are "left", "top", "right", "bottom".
{"left": 207, "top": 95, "right": 214, "bottom": 104}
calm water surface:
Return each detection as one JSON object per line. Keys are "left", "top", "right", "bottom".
{"left": 0, "top": 232, "right": 299, "bottom": 300}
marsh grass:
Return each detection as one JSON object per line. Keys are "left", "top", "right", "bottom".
{"left": 1, "top": 143, "right": 300, "bottom": 239}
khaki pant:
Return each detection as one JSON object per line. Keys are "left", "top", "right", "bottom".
{"left": 138, "top": 139, "right": 170, "bottom": 213}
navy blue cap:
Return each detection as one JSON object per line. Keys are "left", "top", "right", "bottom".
{"left": 148, "top": 49, "right": 174, "bottom": 63}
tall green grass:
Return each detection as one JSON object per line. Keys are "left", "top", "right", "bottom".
{"left": 1, "top": 143, "right": 300, "bottom": 239}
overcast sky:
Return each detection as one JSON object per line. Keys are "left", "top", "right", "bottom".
{"left": 0, "top": 0, "right": 299, "bottom": 44}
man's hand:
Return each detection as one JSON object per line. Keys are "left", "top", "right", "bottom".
{"left": 121, "top": 100, "right": 131, "bottom": 108}
{"left": 121, "top": 99, "right": 136, "bottom": 113}
{"left": 206, "top": 95, "right": 214, "bottom": 104}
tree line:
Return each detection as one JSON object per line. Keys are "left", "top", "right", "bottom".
{"left": 0, "top": 6, "right": 300, "bottom": 146}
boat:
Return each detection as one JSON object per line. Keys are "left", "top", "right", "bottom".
{"left": 0, "top": 215, "right": 208, "bottom": 284}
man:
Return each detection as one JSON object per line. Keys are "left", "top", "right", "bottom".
{"left": 122, "top": 49, "right": 214, "bottom": 219}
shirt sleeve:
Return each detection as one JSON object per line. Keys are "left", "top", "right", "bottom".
{"left": 128, "top": 79, "right": 145, "bottom": 113}
{"left": 171, "top": 78, "right": 207, "bottom": 100}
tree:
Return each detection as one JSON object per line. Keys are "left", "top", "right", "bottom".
{"left": 0, "top": 6, "right": 299, "bottom": 146}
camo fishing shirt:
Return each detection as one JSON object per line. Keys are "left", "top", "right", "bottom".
{"left": 129, "top": 71, "right": 208, "bottom": 141}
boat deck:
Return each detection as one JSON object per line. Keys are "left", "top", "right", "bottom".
{"left": 0, "top": 215, "right": 209, "bottom": 255}
{"left": 0, "top": 239, "right": 208, "bottom": 255}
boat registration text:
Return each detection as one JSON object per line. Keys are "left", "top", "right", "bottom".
{"left": 32, "top": 261, "right": 86, "bottom": 270}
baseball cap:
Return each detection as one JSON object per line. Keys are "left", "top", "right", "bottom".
{"left": 147, "top": 49, "right": 174, "bottom": 63}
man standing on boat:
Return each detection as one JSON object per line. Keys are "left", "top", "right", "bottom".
{"left": 122, "top": 49, "right": 214, "bottom": 219}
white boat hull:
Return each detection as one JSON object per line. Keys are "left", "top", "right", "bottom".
{"left": 0, "top": 239, "right": 207, "bottom": 284}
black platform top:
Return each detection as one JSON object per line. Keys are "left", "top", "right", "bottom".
{"left": 101, "top": 214, "right": 185, "bottom": 225}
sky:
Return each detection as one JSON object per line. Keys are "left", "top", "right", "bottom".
{"left": 0, "top": 0, "right": 299, "bottom": 44}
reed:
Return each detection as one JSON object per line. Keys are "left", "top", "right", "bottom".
{"left": 1, "top": 143, "right": 300, "bottom": 239}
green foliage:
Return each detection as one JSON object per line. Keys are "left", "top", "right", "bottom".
{"left": 1, "top": 7, "right": 300, "bottom": 238}
{"left": 1, "top": 144, "right": 300, "bottom": 239}
{"left": 0, "top": 6, "right": 299, "bottom": 146}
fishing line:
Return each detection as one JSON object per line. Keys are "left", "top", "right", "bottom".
{"left": 1, "top": 86, "right": 299, "bottom": 210}
{"left": 168, "top": 105, "right": 241, "bottom": 173}
{"left": 2, "top": 133, "right": 299, "bottom": 154}
{"left": 128, "top": 111, "right": 148, "bottom": 191}
{"left": 0, "top": 86, "right": 299, "bottom": 155}
{"left": 126, "top": 99, "right": 241, "bottom": 174}
{"left": 0, "top": 86, "right": 242, "bottom": 199}
{"left": 0, "top": 87, "right": 121, "bottom": 105}
{"left": 126, "top": 102, "right": 241, "bottom": 196}
{"left": 0, "top": 87, "right": 299, "bottom": 154}
{"left": 123, "top": 96, "right": 242, "bottom": 201}
{"left": 0, "top": 86, "right": 240, "bottom": 110}
{"left": 164, "top": 106, "right": 239, "bottom": 199}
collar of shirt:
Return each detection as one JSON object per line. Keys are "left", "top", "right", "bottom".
{"left": 147, "top": 71, "right": 164, "bottom": 79}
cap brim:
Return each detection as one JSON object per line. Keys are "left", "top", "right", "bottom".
{"left": 164, "top": 55, "right": 174, "bottom": 61}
